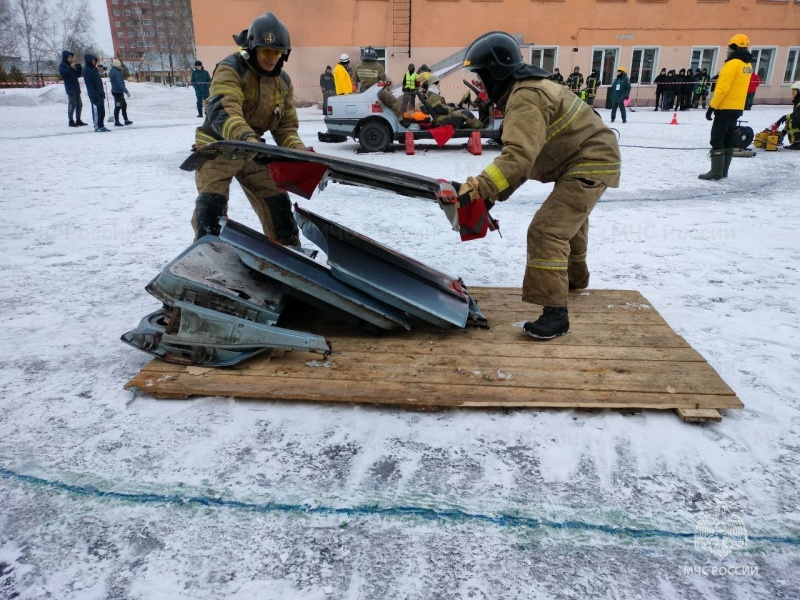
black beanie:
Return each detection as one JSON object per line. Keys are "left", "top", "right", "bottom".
{"left": 195, "top": 60, "right": 202, "bottom": 66}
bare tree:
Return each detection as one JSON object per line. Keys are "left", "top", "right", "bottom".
{"left": 14, "top": 0, "right": 49, "bottom": 71}
{"left": 0, "top": 0, "right": 20, "bottom": 58}
{"left": 43, "top": 0, "right": 95, "bottom": 59}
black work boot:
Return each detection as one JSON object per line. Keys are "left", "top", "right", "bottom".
{"left": 265, "top": 193, "right": 301, "bottom": 246}
{"left": 722, "top": 148, "right": 734, "bottom": 178}
{"left": 192, "top": 193, "right": 227, "bottom": 241}
{"left": 69, "top": 120, "right": 77, "bottom": 127}
{"left": 523, "top": 307, "right": 569, "bottom": 340}
{"left": 698, "top": 149, "right": 726, "bottom": 181}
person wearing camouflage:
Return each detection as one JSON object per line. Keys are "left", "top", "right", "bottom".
{"left": 191, "top": 12, "right": 305, "bottom": 246}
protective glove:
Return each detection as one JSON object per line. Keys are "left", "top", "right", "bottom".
{"left": 456, "top": 180, "right": 479, "bottom": 207}
{"left": 705, "top": 107, "right": 714, "bottom": 121}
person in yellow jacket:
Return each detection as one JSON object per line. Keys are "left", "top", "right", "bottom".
{"left": 454, "top": 31, "right": 621, "bottom": 340}
{"left": 333, "top": 54, "right": 352, "bottom": 95}
{"left": 699, "top": 33, "right": 753, "bottom": 180}
{"left": 191, "top": 12, "right": 306, "bottom": 245}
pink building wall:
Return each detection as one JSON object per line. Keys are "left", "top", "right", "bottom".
{"left": 190, "top": 0, "right": 800, "bottom": 104}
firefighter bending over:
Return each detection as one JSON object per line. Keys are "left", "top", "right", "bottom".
{"left": 453, "top": 32, "right": 621, "bottom": 339}
{"left": 191, "top": 12, "right": 305, "bottom": 246}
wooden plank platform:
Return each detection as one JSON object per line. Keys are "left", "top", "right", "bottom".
{"left": 124, "top": 288, "right": 743, "bottom": 421}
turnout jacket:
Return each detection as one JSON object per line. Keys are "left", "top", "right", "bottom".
{"left": 710, "top": 49, "right": 752, "bottom": 111}
{"left": 196, "top": 53, "right": 303, "bottom": 149}
{"left": 471, "top": 78, "right": 620, "bottom": 201}
{"left": 354, "top": 59, "right": 386, "bottom": 91}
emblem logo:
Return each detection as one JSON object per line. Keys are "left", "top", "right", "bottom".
{"left": 264, "top": 33, "right": 275, "bottom": 44}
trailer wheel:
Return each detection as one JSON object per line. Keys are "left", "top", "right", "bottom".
{"left": 359, "top": 121, "right": 391, "bottom": 152}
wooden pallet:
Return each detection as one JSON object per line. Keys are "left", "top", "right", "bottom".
{"left": 124, "top": 288, "right": 743, "bottom": 422}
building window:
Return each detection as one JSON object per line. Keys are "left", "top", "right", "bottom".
{"left": 530, "top": 47, "right": 557, "bottom": 72}
{"left": 592, "top": 47, "right": 620, "bottom": 85}
{"left": 630, "top": 47, "right": 658, "bottom": 84}
{"left": 116, "top": 31, "right": 124, "bottom": 38}
{"left": 115, "top": 20, "right": 121, "bottom": 27}
{"left": 118, "top": 42, "right": 125, "bottom": 49}
{"left": 784, "top": 48, "right": 800, "bottom": 84}
{"left": 690, "top": 47, "right": 718, "bottom": 75}
{"left": 750, "top": 47, "right": 776, "bottom": 83}
{"left": 141, "top": 19, "right": 152, "bottom": 25}
{"left": 124, "top": 9, "right": 130, "bottom": 15}
{"left": 113, "top": 9, "right": 120, "bottom": 15}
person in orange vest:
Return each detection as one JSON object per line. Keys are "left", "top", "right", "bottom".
{"left": 699, "top": 33, "right": 753, "bottom": 180}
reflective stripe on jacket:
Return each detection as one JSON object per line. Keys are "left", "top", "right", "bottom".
{"left": 196, "top": 53, "right": 303, "bottom": 149}
{"left": 472, "top": 78, "right": 621, "bottom": 201}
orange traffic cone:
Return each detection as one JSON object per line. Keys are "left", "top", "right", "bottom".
{"left": 405, "top": 130, "right": 415, "bottom": 155}
{"left": 467, "top": 130, "right": 482, "bottom": 155}
{"left": 669, "top": 112, "right": 679, "bottom": 125}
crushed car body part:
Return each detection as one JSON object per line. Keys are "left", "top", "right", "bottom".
{"left": 145, "top": 238, "right": 286, "bottom": 325}
{"left": 121, "top": 301, "right": 330, "bottom": 368}
{"left": 179, "top": 141, "right": 463, "bottom": 234}
{"left": 295, "top": 206, "right": 488, "bottom": 329}
{"left": 218, "top": 219, "right": 412, "bottom": 331}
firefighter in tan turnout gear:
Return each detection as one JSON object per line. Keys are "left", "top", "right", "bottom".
{"left": 354, "top": 46, "right": 386, "bottom": 92}
{"left": 456, "top": 31, "right": 621, "bottom": 339}
{"left": 191, "top": 12, "right": 305, "bottom": 245}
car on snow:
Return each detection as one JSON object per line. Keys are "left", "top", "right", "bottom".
{"left": 318, "top": 82, "right": 503, "bottom": 153}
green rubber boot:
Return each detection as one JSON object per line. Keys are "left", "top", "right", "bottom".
{"left": 722, "top": 148, "right": 734, "bottom": 178}
{"left": 698, "top": 149, "right": 726, "bottom": 181}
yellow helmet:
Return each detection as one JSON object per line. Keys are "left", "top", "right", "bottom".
{"left": 617, "top": 66, "right": 627, "bottom": 73}
{"left": 728, "top": 34, "right": 749, "bottom": 49}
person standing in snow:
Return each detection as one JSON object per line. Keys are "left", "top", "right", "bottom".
{"left": 699, "top": 33, "right": 753, "bottom": 181}
{"left": 191, "top": 60, "right": 211, "bottom": 118}
{"left": 609, "top": 67, "right": 631, "bottom": 123}
{"left": 333, "top": 54, "right": 352, "bottom": 96}
{"left": 58, "top": 50, "right": 87, "bottom": 127}
{"left": 191, "top": 12, "right": 306, "bottom": 245}
{"left": 452, "top": 31, "right": 620, "bottom": 340}
{"left": 109, "top": 59, "right": 132, "bottom": 127}
{"left": 83, "top": 54, "right": 109, "bottom": 132}
{"left": 319, "top": 66, "right": 335, "bottom": 113}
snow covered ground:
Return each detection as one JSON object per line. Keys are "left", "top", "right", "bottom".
{"left": 0, "top": 82, "right": 798, "bottom": 599}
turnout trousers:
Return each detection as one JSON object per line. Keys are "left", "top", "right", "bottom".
{"left": 522, "top": 177, "right": 607, "bottom": 307}
{"left": 193, "top": 154, "right": 298, "bottom": 244}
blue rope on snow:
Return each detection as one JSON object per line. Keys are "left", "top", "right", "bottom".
{"left": 1, "top": 465, "right": 798, "bottom": 547}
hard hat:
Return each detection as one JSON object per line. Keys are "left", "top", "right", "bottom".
{"left": 728, "top": 34, "right": 749, "bottom": 49}
{"left": 617, "top": 66, "right": 627, "bottom": 73}
{"left": 339, "top": 53, "right": 350, "bottom": 63}
{"left": 791, "top": 81, "right": 800, "bottom": 91}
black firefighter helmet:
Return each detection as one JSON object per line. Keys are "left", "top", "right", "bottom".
{"left": 463, "top": 31, "right": 548, "bottom": 102}
{"left": 361, "top": 46, "right": 378, "bottom": 61}
{"left": 233, "top": 12, "right": 291, "bottom": 76}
